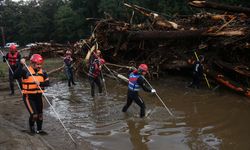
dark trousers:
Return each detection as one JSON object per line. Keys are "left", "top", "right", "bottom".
{"left": 65, "top": 67, "right": 75, "bottom": 86}
{"left": 23, "top": 94, "right": 43, "bottom": 131}
{"left": 89, "top": 76, "right": 102, "bottom": 97}
{"left": 190, "top": 72, "right": 202, "bottom": 88}
{"left": 122, "top": 90, "right": 145, "bottom": 118}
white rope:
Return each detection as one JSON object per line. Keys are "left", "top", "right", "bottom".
{"left": 0, "top": 50, "right": 22, "bottom": 94}
{"left": 23, "top": 63, "right": 76, "bottom": 144}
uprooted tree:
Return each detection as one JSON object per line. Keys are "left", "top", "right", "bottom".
{"left": 20, "top": 1, "right": 250, "bottom": 96}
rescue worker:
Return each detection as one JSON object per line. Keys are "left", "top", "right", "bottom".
{"left": 189, "top": 55, "right": 204, "bottom": 89}
{"left": 88, "top": 49, "right": 105, "bottom": 97}
{"left": 14, "top": 54, "right": 49, "bottom": 134}
{"left": 122, "top": 64, "right": 156, "bottom": 118}
{"left": 64, "top": 50, "right": 76, "bottom": 87}
{"left": 2, "top": 44, "right": 22, "bottom": 95}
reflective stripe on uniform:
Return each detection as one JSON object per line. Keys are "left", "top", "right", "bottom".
{"left": 128, "top": 73, "right": 140, "bottom": 91}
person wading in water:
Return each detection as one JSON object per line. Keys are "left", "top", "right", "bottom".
{"left": 14, "top": 54, "right": 49, "bottom": 134}
{"left": 122, "top": 64, "right": 156, "bottom": 118}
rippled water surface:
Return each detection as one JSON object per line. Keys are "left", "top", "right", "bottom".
{"left": 44, "top": 77, "right": 250, "bottom": 150}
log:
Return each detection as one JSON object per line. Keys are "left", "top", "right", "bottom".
{"left": 161, "top": 60, "right": 190, "bottom": 70}
{"left": 126, "top": 29, "right": 207, "bottom": 40}
{"left": 124, "top": 3, "right": 179, "bottom": 29}
{"left": 47, "top": 65, "right": 65, "bottom": 75}
{"left": 189, "top": 1, "right": 250, "bottom": 15}
{"left": 206, "top": 30, "right": 245, "bottom": 36}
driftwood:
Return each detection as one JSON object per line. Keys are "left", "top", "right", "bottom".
{"left": 189, "top": 1, "right": 250, "bottom": 15}
{"left": 48, "top": 65, "right": 65, "bottom": 75}
{"left": 124, "top": 3, "right": 179, "bottom": 29}
{"left": 126, "top": 29, "right": 207, "bottom": 40}
{"left": 22, "top": 1, "right": 250, "bottom": 97}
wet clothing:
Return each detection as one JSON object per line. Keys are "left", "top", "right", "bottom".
{"left": 88, "top": 55, "right": 103, "bottom": 97}
{"left": 89, "top": 76, "right": 102, "bottom": 97}
{"left": 88, "top": 55, "right": 102, "bottom": 78}
{"left": 64, "top": 57, "right": 75, "bottom": 87}
{"left": 23, "top": 93, "right": 43, "bottom": 132}
{"left": 14, "top": 63, "right": 49, "bottom": 132}
{"left": 3, "top": 52, "right": 21, "bottom": 94}
{"left": 190, "top": 60, "right": 204, "bottom": 88}
{"left": 122, "top": 71, "right": 152, "bottom": 118}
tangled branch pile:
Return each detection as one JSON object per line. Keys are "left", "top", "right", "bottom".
{"left": 20, "top": 1, "right": 250, "bottom": 96}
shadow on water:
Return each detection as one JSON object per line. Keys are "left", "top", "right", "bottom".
{"left": 44, "top": 77, "right": 250, "bottom": 150}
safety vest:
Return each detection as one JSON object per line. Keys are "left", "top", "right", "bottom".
{"left": 7, "top": 52, "right": 19, "bottom": 65}
{"left": 88, "top": 59, "right": 101, "bottom": 78}
{"left": 128, "top": 72, "right": 141, "bottom": 91}
{"left": 22, "top": 66, "right": 45, "bottom": 94}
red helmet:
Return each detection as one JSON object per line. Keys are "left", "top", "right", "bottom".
{"left": 30, "top": 54, "right": 43, "bottom": 64}
{"left": 66, "top": 50, "right": 72, "bottom": 55}
{"left": 100, "top": 58, "right": 105, "bottom": 65}
{"left": 138, "top": 64, "right": 148, "bottom": 72}
{"left": 10, "top": 44, "right": 17, "bottom": 52}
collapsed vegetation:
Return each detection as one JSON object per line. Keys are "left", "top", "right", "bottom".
{"left": 20, "top": 1, "right": 250, "bottom": 96}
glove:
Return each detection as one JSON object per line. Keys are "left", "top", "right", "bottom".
{"left": 102, "top": 79, "right": 105, "bottom": 82}
{"left": 20, "top": 58, "right": 26, "bottom": 65}
{"left": 3, "top": 56, "right": 6, "bottom": 60}
{"left": 129, "top": 66, "right": 136, "bottom": 71}
{"left": 151, "top": 89, "right": 156, "bottom": 93}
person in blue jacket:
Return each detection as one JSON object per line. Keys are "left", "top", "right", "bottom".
{"left": 64, "top": 50, "right": 76, "bottom": 87}
{"left": 122, "top": 64, "right": 155, "bottom": 118}
{"left": 189, "top": 55, "right": 205, "bottom": 89}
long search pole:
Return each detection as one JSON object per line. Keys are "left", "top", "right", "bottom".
{"left": 100, "top": 69, "right": 108, "bottom": 96}
{"left": 194, "top": 51, "right": 211, "bottom": 88}
{"left": 23, "top": 62, "right": 76, "bottom": 144}
{"left": 103, "top": 64, "right": 119, "bottom": 81}
{"left": 141, "top": 76, "right": 174, "bottom": 117}
{"left": 0, "top": 50, "right": 22, "bottom": 94}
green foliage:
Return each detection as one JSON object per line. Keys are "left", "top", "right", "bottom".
{"left": 54, "top": 5, "right": 84, "bottom": 42}
{"left": 0, "top": 61, "right": 8, "bottom": 78}
{"left": 0, "top": 0, "right": 248, "bottom": 44}
{"left": 98, "top": 0, "right": 126, "bottom": 19}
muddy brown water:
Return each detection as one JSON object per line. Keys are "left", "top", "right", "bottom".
{"left": 43, "top": 76, "right": 250, "bottom": 150}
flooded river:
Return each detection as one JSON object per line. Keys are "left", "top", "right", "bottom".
{"left": 44, "top": 76, "right": 250, "bottom": 150}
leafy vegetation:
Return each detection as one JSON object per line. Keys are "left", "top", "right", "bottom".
{"left": 0, "top": 0, "right": 248, "bottom": 45}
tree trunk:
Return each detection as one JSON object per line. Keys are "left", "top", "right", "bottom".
{"left": 189, "top": 1, "right": 250, "bottom": 15}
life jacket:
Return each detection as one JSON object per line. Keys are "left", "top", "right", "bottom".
{"left": 88, "top": 59, "right": 101, "bottom": 78}
{"left": 193, "top": 61, "right": 203, "bottom": 75}
{"left": 128, "top": 71, "right": 141, "bottom": 91}
{"left": 22, "top": 66, "right": 45, "bottom": 94}
{"left": 7, "top": 52, "right": 19, "bottom": 65}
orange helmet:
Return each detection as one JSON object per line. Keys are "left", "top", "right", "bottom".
{"left": 10, "top": 44, "right": 17, "bottom": 52}
{"left": 138, "top": 64, "right": 148, "bottom": 72}
{"left": 30, "top": 54, "right": 43, "bottom": 64}
{"left": 66, "top": 50, "right": 72, "bottom": 55}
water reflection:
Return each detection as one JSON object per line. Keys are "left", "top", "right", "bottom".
{"left": 44, "top": 77, "right": 250, "bottom": 150}
{"left": 127, "top": 119, "right": 149, "bottom": 150}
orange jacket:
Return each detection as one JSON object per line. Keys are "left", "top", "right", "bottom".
{"left": 22, "top": 66, "right": 45, "bottom": 94}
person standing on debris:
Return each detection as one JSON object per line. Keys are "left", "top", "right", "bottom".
{"left": 14, "top": 54, "right": 49, "bottom": 134}
{"left": 189, "top": 55, "right": 205, "bottom": 89}
{"left": 88, "top": 49, "right": 105, "bottom": 97}
{"left": 2, "top": 44, "right": 22, "bottom": 95}
{"left": 64, "top": 50, "right": 76, "bottom": 87}
{"left": 122, "top": 64, "right": 156, "bottom": 118}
